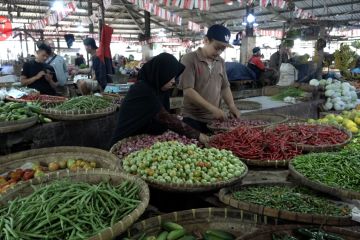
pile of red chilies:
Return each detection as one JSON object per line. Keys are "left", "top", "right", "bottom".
{"left": 270, "top": 124, "right": 349, "bottom": 146}
{"left": 209, "top": 127, "right": 302, "bottom": 161}
{"left": 20, "top": 95, "right": 66, "bottom": 102}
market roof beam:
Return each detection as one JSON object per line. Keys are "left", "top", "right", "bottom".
{"left": 120, "top": 0, "right": 145, "bottom": 34}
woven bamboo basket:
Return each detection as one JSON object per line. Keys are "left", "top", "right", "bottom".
{"left": 40, "top": 104, "right": 117, "bottom": 121}
{"left": 238, "top": 225, "right": 360, "bottom": 240}
{"left": 0, "top": 115, "right": 37, "bottom": 133}
{"left": 266, "top": 123, "right": 352, "bottom": 153}
{"left": 289, "top": 161, "right": 360, "bottom": 201}
{"left": 0, "top": 146, "right": 120, "bottom": 173}
{"left": 5, "top": 95, "right": 67, "bottom": 104}
{"left": 122, "top": 208, "right": 271, "bottom": 239}
{"left": 207, "top": 114, "right": 288, "bottom": 133}
{"left": 0, "top": 169, "right": 150, "bottom": 240}
{"left": 222, "top": 100, "right": 262, "bottom": 110}
{"left": 241, "top": 158, "right": 290, "bottom": 168}
{"left": 219, "top": 182, "right": 355, "bottom": 226}
{"left": 118, "top": 158, "right": 248, "bottom": 192}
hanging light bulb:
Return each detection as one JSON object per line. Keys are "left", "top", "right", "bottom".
{"left": 51, "top": 1, "right": 64, "bottom": 11}
{"left": 246, "top": 14, "right": 255, "bottom": 23}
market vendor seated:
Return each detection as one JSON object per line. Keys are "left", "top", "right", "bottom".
{"left": 20, "top": 43, "right": 57, "bottom": 95}
{"left": 110, "top": 53, "right": 209, "bottom": 146}
{"left": 248, "top": 47, "right": 277, "bottom": 86}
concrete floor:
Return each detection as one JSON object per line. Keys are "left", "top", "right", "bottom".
{"left": 240, "top": 96, "right": 290, "bottom": 114}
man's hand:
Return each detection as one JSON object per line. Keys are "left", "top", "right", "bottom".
{"left": 229, "top": 105, "right": 241, "bottom": 119}
{"left": 35, "top": 71, "right": 45, "bottom": 80}
{"left": 71, "top": 69, "right": 79, "bottom": 76}
{"left": 211, "top": 107, "right": 226, "bottom": 120}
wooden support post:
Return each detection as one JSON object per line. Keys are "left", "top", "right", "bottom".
{"left": 57, "top": 38, "right": 60, "bottom": 54}
{"left": 19, "top": 33, "right": 23, "bottom": 58}
{"left": 316, "top": 26, "right": 326, "bottom": 79}
{"left": 98, "top": 1, "right": 105, "bottom": 41}
{"left": 24, "top": 24, "right": 29, "bottom": 57}
{"left": 142, "top": 10, "right": 152, "bottom": 61}
{"left": 88, "top": 1, "right": 94, "bottom": 33}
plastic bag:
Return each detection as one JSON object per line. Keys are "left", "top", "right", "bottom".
{"left": 277, "top": 63, "right": 298, "bottom": 86}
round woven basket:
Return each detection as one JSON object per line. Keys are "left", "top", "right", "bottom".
{"left": 122, "top": 208, "right": 270, "bottom": 239}
{"left": 288, "top": 161, "right": 360, "bottom": 201}
{"left": 238, "top": 225, "right": 360, "bottom": 240}
{"left": 0, "top": 146, "right": 120, "bottom": 173}
{"left": 241, "top": 158, "right": 290, "bottom": 168}
{"left": 223, "top": 100, "right": 262, "bottom": 110}
{"left": 266, "top": 123, "right": 352, "bottom": 153}
{"left": 0, "top": 115, "right": 37, "bottom": 134}
{"left": 219, "top": 182, "right": 355, "bottom": 226}
{"left": 207, "top": 114, "right": 288, "bottom": 133}
{"left": 0, "top": 169, "right": 150, "bottom": 240}
{"left": 118, "top": 158, "right": 248, "bottom": 193}
{"left": 40, "top": 104, "right": 117, "bottom": 121}
{"left": 5, "top": 95, "right": 67, "bottom": 104}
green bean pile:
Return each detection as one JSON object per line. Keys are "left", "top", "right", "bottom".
{"left": 232, "top": 186, "right": 350, "bottom": 216}
{"left": 292, "top": 151, "right": 360, "bottom": 192}
{"left": 0, "top": 180, "right": 141, "bottom": 239}
{"left": 54, "top": 96, "right": 111, "bottom": 111}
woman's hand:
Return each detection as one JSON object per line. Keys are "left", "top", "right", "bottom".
{"left": 199, "top": 133, "right": 210, "bottom": 146}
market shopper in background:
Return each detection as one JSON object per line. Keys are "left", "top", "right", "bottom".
{"left": 111, "top": 53, "right": 209, "bottom": 146}
{"left": 44, "top": 39, "right": 68, "bottom": 96}
{"left": 248, "top": 47, "right": 277, "bottom": 86}
{"left": 20, "top": 43, "right": 57, "bottom": 95}
{"left": 72, "top": 38, "right": 106, "bottom": 95}
{"left": 269, "top": 44, "right": 290, "bottom": 73}
{"left": 75, "top": 53, "right": 86, "bottom": 67}
{"left": 179, "top": 24, "right": 240, "bottom": 133}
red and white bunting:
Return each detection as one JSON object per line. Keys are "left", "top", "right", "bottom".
{"left": 27, "top": 1, "right": 76, "bottom": 30}
{"left": 188, "top": 21, "right": 201, "bottom": 32}
{"left": 129, "top": 0, "right": 182, "bottom": 25}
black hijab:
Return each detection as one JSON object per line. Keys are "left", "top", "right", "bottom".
{"left": 111, "top": 53, "right": 185, "bottom": 145}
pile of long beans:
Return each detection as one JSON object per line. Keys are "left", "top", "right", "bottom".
{"left": 0, "top": 180, "right": 141, "bottom": 239}
{"left": 210, "top": 127, "right": 301, "bottom": 161}
{"left": 233, "top": 185, "right": 350, "bottom": 216}
{"left": 54, "top": 96, "right": 111, "bottom": 111}
{"left": 292, "top": 151, "right": 360, "bottom": 192}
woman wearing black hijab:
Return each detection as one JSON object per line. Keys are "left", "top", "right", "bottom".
{"left": 111, "top": 53, "right": 209, "bottom": 146}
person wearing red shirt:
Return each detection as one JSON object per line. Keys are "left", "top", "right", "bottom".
{"left": 248, "top": 47, "right": 277, "bottom": 86}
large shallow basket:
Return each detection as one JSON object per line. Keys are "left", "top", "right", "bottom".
{"left": 238, "top": 225, "right": 360, "bottom": 240}
{"left": 266, "top": 123, "right": 352, "bottom": 153}
{"left": 5, "top": 95, "right": 67, "bottom": 104}
{"left": 222, "top": 100, "right": 262, "bottom": 110}
{"left": 219, "top": 182, "right": 355, "bottom": 226}
{"left": 40, "top": 104, "right": 117, "bottom": 121}
{"left": 118, "top": 158, "right": 248, "bottom": 193}
{"left": 207, "top": 114, "right": 288, "bottom": 133}
{"left": 121, "top": 208, "right": 271, "bottom": 239}
{"left": 0, "top": 169, "right": 150, "bottom": 240}
{"left": 240, "top": 158, "right": 290, "bottom": 168}
{"left": 0, "top": 146, "right": 120, "bottom": 173}
{"left": 0, "top": 115, "right": 37, "bottom": 134}
{"left": 289, "top": 161, "right": 360, "bottom": 201}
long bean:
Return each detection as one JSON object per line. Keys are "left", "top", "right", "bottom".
{"left": 54, "top": 96, "right": 111, "bottom": 111}
{"left": 292, "top": 151, "right": 360, "bottom": 192}
{"left": 233, "top": 185, "right": 350, "bottom": 216}
{"left": 0, "top": 180, "right": 141, "bottom": 240}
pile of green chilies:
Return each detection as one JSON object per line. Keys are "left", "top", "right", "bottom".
{"left": 0, "top": 180, "right": 141, "bottom": 240}
{"left": 55, "top": 96, "right": 111, "bottom": 111}
{"left": 292, "top": 151, "right": 360, "bottom": 192}
{"left": 232, "top": 186, "right": 349, "bottom": 216}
